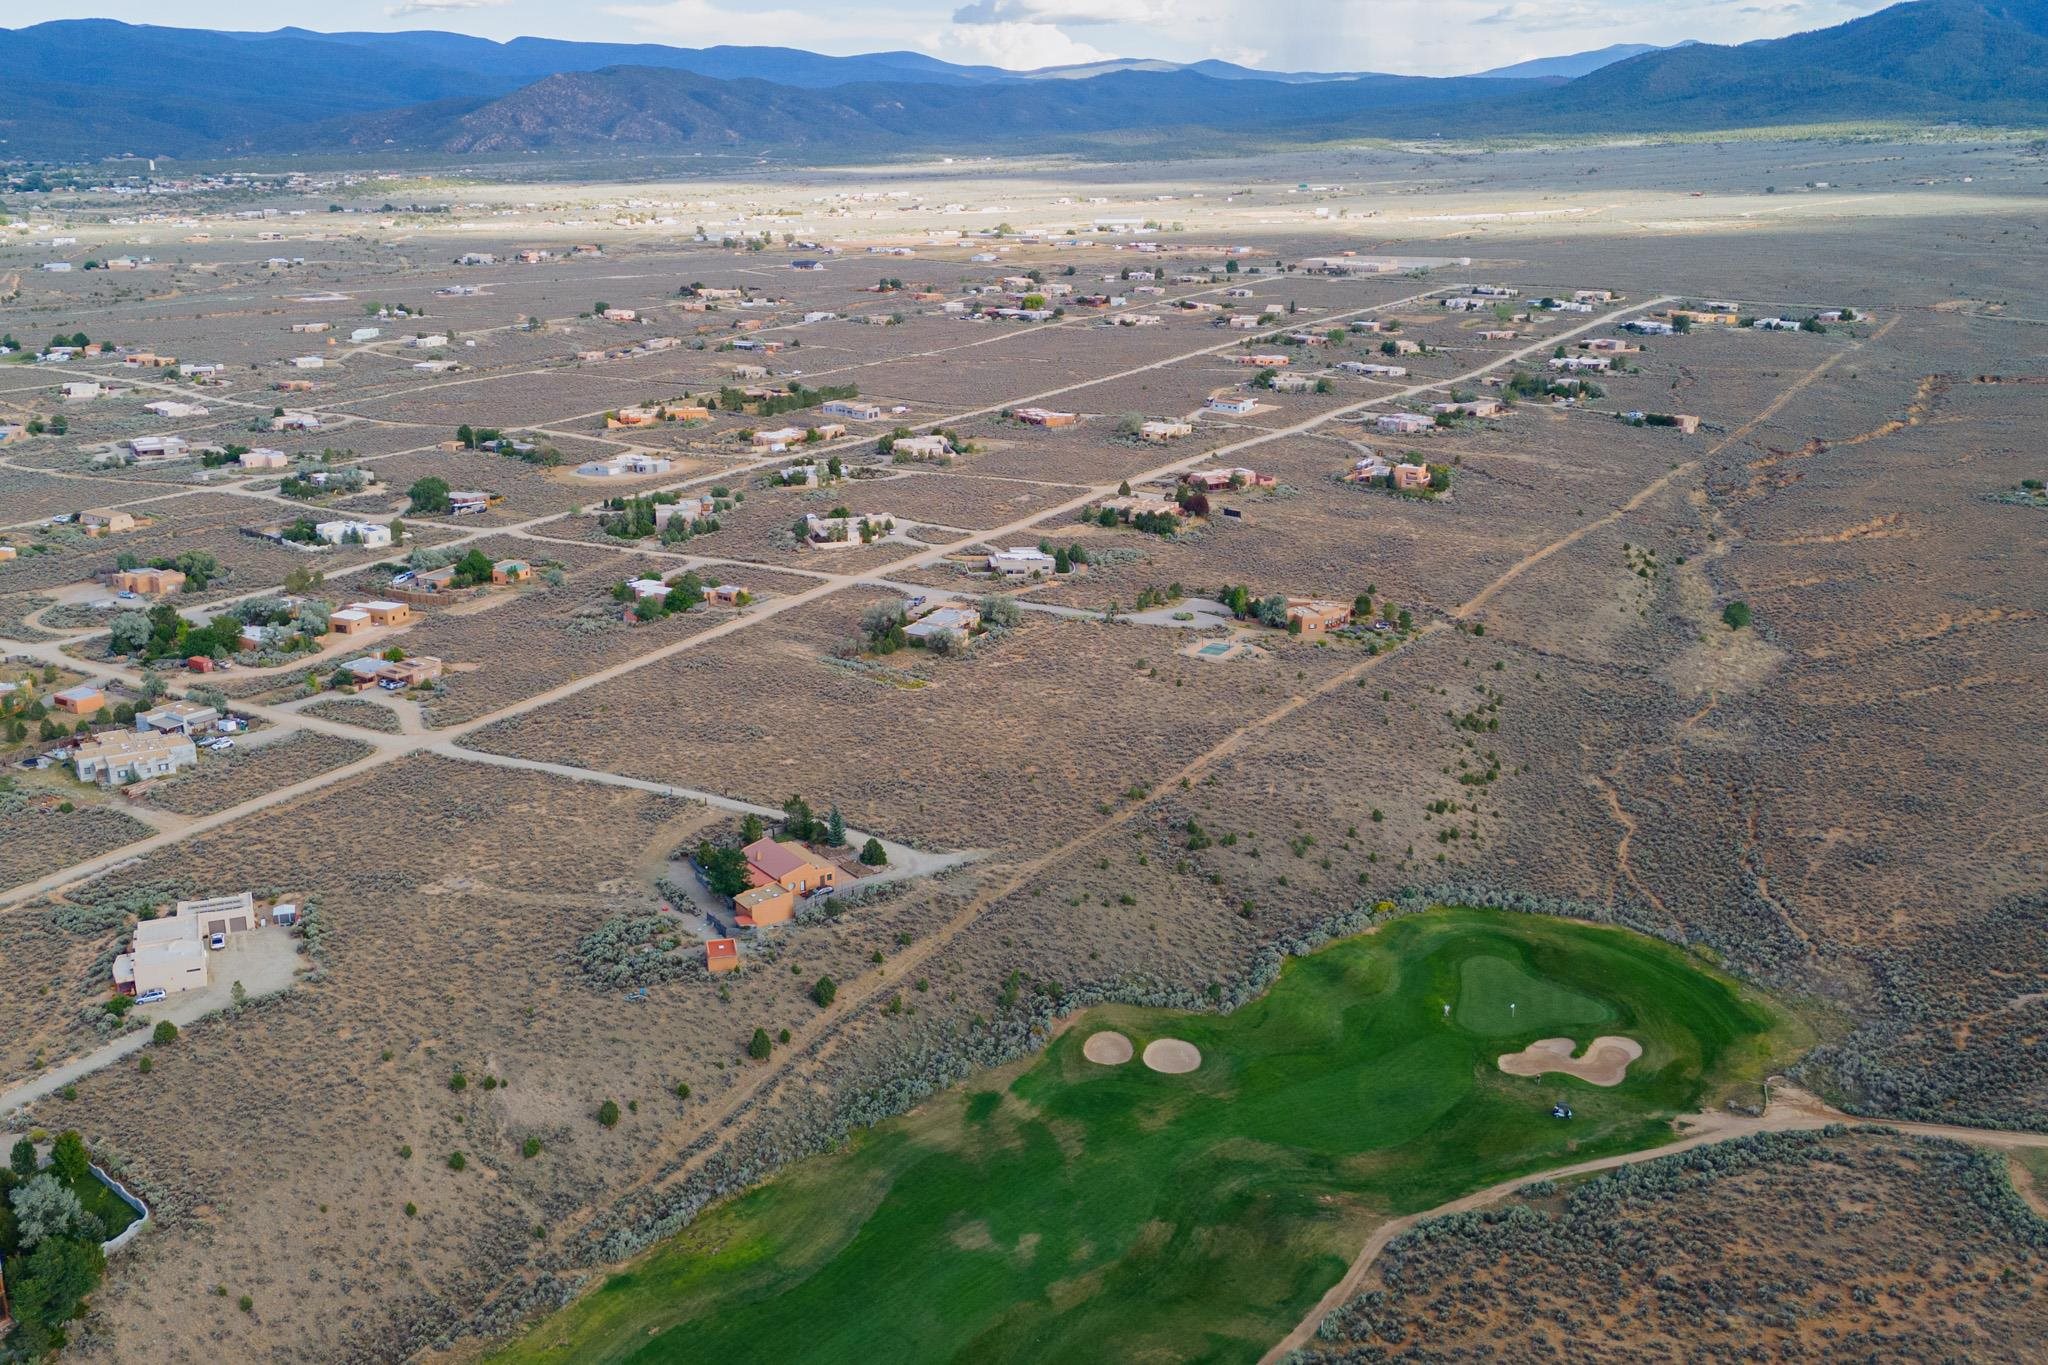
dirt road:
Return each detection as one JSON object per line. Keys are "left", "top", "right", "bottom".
{"left": 0, "top": 926, "right": 302, "bottom": 1119}
{"left": 1259, "top": 1081, "right": 2048, "bottom": 1363}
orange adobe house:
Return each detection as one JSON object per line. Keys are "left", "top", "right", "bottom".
{"left": 1285, "top": 599, "right": 1353, "bottom": 638}
{"left": 705, "top": 938, "right": 740, "bottom": 973}
{"left": 733, "top": 837, "right": 842, "bottom": 928}
{"left": 53, "top": 684, "right": 106, "bottom": 716}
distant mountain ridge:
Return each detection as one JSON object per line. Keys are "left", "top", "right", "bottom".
{"left": 1, "top": 1, "right": 2044, "bottom": 161}
{"left": 1474, "top": 41, "right": 1687, "bottom": 80}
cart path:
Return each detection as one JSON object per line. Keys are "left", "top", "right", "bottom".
{"left": 1260, "top": 1081, "right": 2048, "bottom": 1364}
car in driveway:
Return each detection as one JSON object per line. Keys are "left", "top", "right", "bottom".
{"left": 136, "top": 988, "right": 167, "bottom": 1005}
{"left": 208, "top": 933, "right": 226, "bottom": 951}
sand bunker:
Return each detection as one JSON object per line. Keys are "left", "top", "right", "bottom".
{"left": 1083, "top": 1031, "right": 1134, "bottom": 1065}
{"left": 1497, "top": 1035, "right": 1644, "bottom": 1087}
{"left": 1141, "top": 1038, "right": 1202, "bottom": 1074}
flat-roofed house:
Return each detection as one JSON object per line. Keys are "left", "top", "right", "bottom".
{"left": 352, "top": 600, "right": 413, "bottom": 627}
{"left": 112, "top": 937, "right": 208, "bottom": 998}
{"left": 891, "top": 434, "right": 952, "bottom": 460}
{"left": 108, "top": 567, "right": 186, "bottom": 595}
{"left": 1286, "top": 599, "right": 1352, "bottom": 638}
{"left": 81, "top": 509, "right": 139, "bottom": 534}
{"left": 705, "top": 938, "right": 740, "bottom": 973}
{"left": 75, "top": 730, "right": 197, "bottom": 784}
{"left": 136, "top": 700, "right": 219, "bottom": 736}
{"left": 315, "top": 520, "right": 392, "bottom": 548}
{"left": 905, "top": 605, "right": 980, "bottom": 644}
{"left": 377, "top": 656, "right": 443, "bottom": 689}
{"left": 1012, "top": 407, "right": 1078, "bottom": 428}
{"left": 988, "top": 547, "right": 1054, "bottom": 579}
{"left": 1375, "top": 412, "right": 1433, "bottom": 436}
{"left": 53, "top": 684, "right": 105, "bottom": 716}
{"left": 1183, "top": 467, "right": 1275, "bottom": 492}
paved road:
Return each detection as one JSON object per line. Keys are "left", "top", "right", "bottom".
{"left": 0, "top": 926, "right": 302, "bottom": 1120}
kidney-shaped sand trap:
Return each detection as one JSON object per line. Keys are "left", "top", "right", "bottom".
{"left": 1497, "top": 1035, "right": 1643, "bottom": 1087}
{"left": 1082, "top": 1031, "right": 1134, "bottom": 1065}
{"left": 1141, "top": 1038, "right": 1202, "bottom": 1074}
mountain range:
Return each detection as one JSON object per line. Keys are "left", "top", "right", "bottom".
{"left": 2, "top": 0, "right": 2045, "bottom": 162}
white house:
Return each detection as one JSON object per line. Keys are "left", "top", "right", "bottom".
{"left": 314, "top": 520, "right": 392, "bottom": 548}
{"left": 288, "top": 355, "right": 326, "bottom": 369}
{"left": 988, "top": 547, "right": 1055, "bottom": 578}
{"left": 821, "top": 399, "right": 882, "bottom": 422}
{"left": 576, "top": 453, "right": 672, "bottom": 477}
{"left": 74, "top": 730, "right": 197, "bottom": 785}
{"left": 144, "top": 399, "right": 209, "bottom": 419}
{"left": 1207, "top": 395, "right": 1258, "bottom": 415}
{"left": 61, "top": 380, "right": 102, "bottom": 400}
{"left": 1375, "top": 412, "right": 1434, "bottom": 435}
{"left": 136, "top": 700, "right": 220, "bottom": 736}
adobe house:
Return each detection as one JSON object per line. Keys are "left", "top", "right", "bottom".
{"left": 706, "top": 938, "right": 740, "bottom": 973}
{"left": 1286, "top": 599, "right": 1353, "bottom": 638}
{"left": 53, "top": 684, "right": 106, "bottom": 716}
{"left": 734, "top": 838, "right": 843, "bottom": 928}
{"left": 107, "top": 567, "right": 186, "bottom": 595}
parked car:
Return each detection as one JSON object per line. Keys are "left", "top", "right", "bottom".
{"left": 136, "top": 988, "right": 167, "bottom": 1004}
{"left": 208, "top": 933, "right": 226, "bottom": 951}
{"left": 117, "top": 590, "right": 139, "bottom": 600}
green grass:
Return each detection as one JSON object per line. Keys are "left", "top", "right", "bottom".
{"left": 496, "top": 908, "right": 1802, "bottom": 1365}
{"left": 66, "top": 1166, "right": 142, "bottom": 1242}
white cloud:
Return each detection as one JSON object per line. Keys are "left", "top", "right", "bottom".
{"left": 951, "top": 0, "right": 1172, "bottom": 25}
{"left": 604, "top": 0, "right": 912, "bottom": 49}
{"left": 386, "top": 0, "right": 508, "bottom": 13}
{"left": 932, "top": 19, "right": 1117, "bottom": 66}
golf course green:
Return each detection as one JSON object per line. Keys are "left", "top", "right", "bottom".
{"left": 497, "top": 908, "right": 1802, "bottom": 1365}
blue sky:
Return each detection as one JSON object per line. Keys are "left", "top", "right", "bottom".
{"left": 11, "top": 0, "right": 1896, "bottom": 74}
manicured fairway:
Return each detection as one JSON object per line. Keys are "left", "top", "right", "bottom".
{"left": 497, "top": 908, "right": 1800, "bottom": 1365}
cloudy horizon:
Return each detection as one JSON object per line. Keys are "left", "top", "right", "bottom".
{"left": 9, "top": 0, "right": 1899, "bottom": 75}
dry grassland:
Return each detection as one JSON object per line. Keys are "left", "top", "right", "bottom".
{"left": 144, "top": 732, "right": 377, "bottom": 816}
{"left": 465, "top": 590, "right": 1359, "bottom": 857}
{"left": 1301, "top": 1130, "right": 2048, "bottom": 1364}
